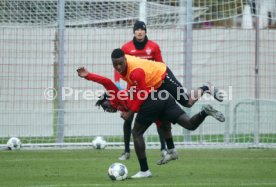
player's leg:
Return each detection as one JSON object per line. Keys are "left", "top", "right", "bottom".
{"left": 131, "top": 92, "right": 163, "bottom": 178}
{"left": 131, "top": 121, "right": 152, "bottom": 178}
{"left": 156, "top": 121, "right": 168, "bottom": 163}
{"left": 155, "top": 120, "right": 167, "bottom": 153}
{"left": 159, "top": 67, "right": 189, "bottom": 107}
{"left": 118, "top": 113, "right": 134, "bottom": 160}
{"left": 163, "top": 94, "right": 225, "bottom": 130}
{"left": 176, "top": 112, "right": 206, "bottom": 130}
{"left": 186, "top": 82, "right": 224, "bottom": 106}
{"left": 131, "top": 121, "right": 151, "bottom": 161}
{"left": 123, "top": 114, "right": 134, "bottom": 153}
{"left": 160, "top": 122, "right": 174, "bottom": 149}
{"left": 157, "top": 121, "right": 178, "bottom": 165}
{"left": 176, "top": 104, "right": 225, "bottom": 130}
{"left": 161, "top": 67, "right": 224, "bottom": 107}
{"left": 185, "top": 87, "right": 204, "bottom": 107}
{"left": 157, "top": 128, "right": 168, "bottom": 158}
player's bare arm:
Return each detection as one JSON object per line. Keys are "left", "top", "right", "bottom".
{"left": 120, "top": 110, "right": 135, "bottom": 120}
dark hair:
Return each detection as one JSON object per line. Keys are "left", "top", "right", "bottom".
{"left": 111, "top": 48, "right": 125, "bottom": 59}
{"left": 133, "top": 20, "right": 147, "bottom": 33}
{"left": 95, "top": 93, "right": 117, "bottom": 113}
{"left": 95, "top": 93, "right": 108, "bottom": 107}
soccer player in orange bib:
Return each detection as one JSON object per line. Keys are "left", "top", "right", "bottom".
{"left": 111, "top": 48, "right": 225, "bottom": 178}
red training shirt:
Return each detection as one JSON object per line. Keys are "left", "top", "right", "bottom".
{"left": 114, "top": 39, "right": 163, "bottom": 82}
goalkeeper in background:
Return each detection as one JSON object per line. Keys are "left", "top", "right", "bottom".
{"left": 114, "top": 20, "right": 169, "bottom": 162}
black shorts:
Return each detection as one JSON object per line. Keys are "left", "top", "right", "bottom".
{"left": 135, "top": 90, "right": 185, "bottom": 126}
{"left": 159, "top": 67, "right": 189, "bottom": 106}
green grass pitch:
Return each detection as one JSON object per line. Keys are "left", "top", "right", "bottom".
{"left": 1, "top": 149, "right": 276, "bottom": 187}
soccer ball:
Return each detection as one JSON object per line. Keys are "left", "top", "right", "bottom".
{"left": 91, "top": 136, "right": 107, "bottom": 149}
{"left": 108, "top": 162, "right": 128, "bottom": 181}
{"left": 7, "top": 137, "right": 22, "bottom": 150}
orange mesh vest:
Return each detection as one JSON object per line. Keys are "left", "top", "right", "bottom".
{"left": 121, "top": 55, "right": 167, "bottom": 89}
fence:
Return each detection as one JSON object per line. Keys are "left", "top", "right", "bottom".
{"left": 0, "top": 0, "right": 276, "bottom": 148}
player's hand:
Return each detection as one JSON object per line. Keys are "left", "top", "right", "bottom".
{"left": 77, "top": 67, "right": 88, "bottom": 78}
{"left": 120, "top": 110, "right": 134, "bottom": 120}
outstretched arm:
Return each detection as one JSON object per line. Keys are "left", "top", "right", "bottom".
{"left": 77, "top": 67, "right": 129, "bottom": 112}
{"left": 77, "top": 67, "right": 119, "bottom": 92}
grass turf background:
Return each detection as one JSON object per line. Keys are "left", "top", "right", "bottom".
{"left": 1, "top": 149, "right": 276, "bottom": 187}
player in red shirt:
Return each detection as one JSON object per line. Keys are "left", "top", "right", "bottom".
{"left": 78, "top": 67, "right": 178, "bottom": 166}
{"left": 115, "top": 21, "right": 169, "bottom": 162}
{"left": 77, "top": 66, "right": 225, "bottom": 178}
